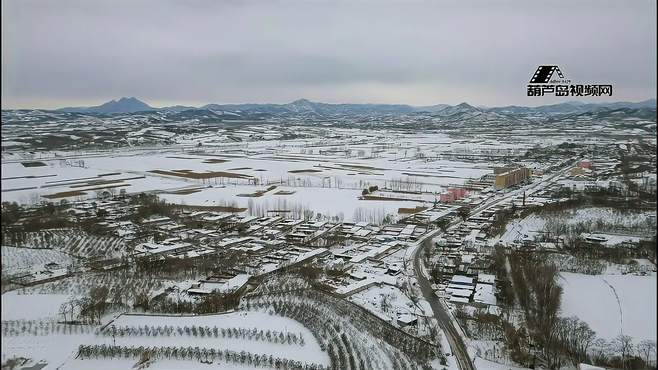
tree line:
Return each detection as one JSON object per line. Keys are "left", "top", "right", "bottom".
{"left": 77, "top": 344, "right": 328, "bottom": 370}
{"left": 100, "top": 324, "right": 305, "bottom": 345}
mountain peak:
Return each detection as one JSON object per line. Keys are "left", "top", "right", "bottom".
{"left": 57, "top": 97, "right": 153, "bottom": 114}
{"left": 285, "top": 98, "right": 318, "bottom": 113}
{"left": 289, "top": 98, "right": 313, "bottom": 105}
{"left": 95, "top": 97, "right": 152, "bottom": 113}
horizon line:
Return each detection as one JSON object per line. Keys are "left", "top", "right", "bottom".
{"left": 1, "top": 96, "right": 656, "bottom": 111}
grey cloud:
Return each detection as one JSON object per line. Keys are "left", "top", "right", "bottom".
{"left": 2, "top": 0, "right": 655, "bottom": 108}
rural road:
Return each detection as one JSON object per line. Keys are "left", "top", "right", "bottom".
{"left": 411, "top": 161, "right": 576, "bottom": 370}
{"left": 413, "top": 237, "right": 475, "bottom": 370}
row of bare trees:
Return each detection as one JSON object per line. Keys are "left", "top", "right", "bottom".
{"left": 243, "top": 276, "right": 439, "bottom": 370}
{"left": 352, "top": 207, "right": 395, "bottom": 225}
{"left": 2, "top": 319, "right": 95, "bottom": 336}
{"left": 589, "top": 336, "right": 657, "bottom": 370}
{"left": 100, "top": 324, "right": 305, "bottom": 345}
{"left": 77, "top": 344, "right": 327, "bottom": 369}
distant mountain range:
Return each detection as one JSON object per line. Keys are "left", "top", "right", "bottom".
{"left": 53, "top": 97, "right": 656, "bottom": 116}
{"left": 485, "top": 100, "right": 657, "bottom": 115}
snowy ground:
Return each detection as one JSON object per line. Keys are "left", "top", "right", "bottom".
{"left": 1, "top": 290, "right": 94, "bottom": 368}
{"left": 348, "top": 284, "right": 418, "bottom": 326}
{"left": 60, "top": 358, "right": 274, "bottom": 370}
{"left": 496, "top": 207, "right": 656, "bottom": 244}
{"left": 99, "top": 311, "right": 328, "bottom": 365}
{"left": 559, "top": 272, "right": 657, "bottom": 343}
{"left": 161, "top": 185, "right": 422, "bottom": 222}
{"left": 1, "top": 246, "right": 75, "bottom": 276}
{"left": 2, "top": 140, "right": 492, "bottom": 214}
{"left": 1, "top": 291, "right": 71, "bottom": 321}
{"left": 1, "top": 309, "right": 328, "bottom": 369}
{"left": 473, "top": 357, "right": 530, "bottom": 370}
{"left": 2, "top": 331, "right": 97, "bottom": 369}
{"left": 1, "top": 135, "right": 501, "bottom": 225}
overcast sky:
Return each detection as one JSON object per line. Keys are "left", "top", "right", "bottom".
{"left": 2, "top": 0, "right": 656, "bottom": 109}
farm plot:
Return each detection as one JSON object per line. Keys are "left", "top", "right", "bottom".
{"left": 1, "top": 290, "right": 104, "bottom": 368}
{"left": 76, "top": 311, "right": 329, "bottom": 368}
{"left": 3, "top": 139, "right": 493, "bottom": 208}
{"left": 3, "top": 230, "right": 127, "bottom": 259}
{"left": 149, "top": 169, "right": 254, "bottom": 180}
{"left": 21, "top": 161, "right": 47, "bottom": 167}
{"left": 160, "top": 186, "right": 422, "bottom": 223}
{"left": 4, "top": 309, "right": 329, "bottom": 370}
{"left": 1, "top": 328, "right": 98, "bottom": 369}
{"left": 0, "top": 158, "right": 190, "bottom": 203}
{"left": 1, "top": 246, "right": 75, "bottom": 275}
{"left": 16, "top": 270, "right": 174, "bottom": 302}
{"left": 61, "top": 358, "right": 294, "bottom": 370}
{"left": 242, "top": 276, "right": 441, "bottom": 370}
{"left": 559, "top": 272, "right": 657, "bottom": 343}
{"left": 1, "top": 291, "right": 71, "bottom": 321}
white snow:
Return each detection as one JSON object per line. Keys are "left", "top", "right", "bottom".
{"left": 559, "top": 272, "right": 657, "bottom": 342}
{"left": 1, "top": 292, "right": 71, "bottom": 321}
{"left": 104, "top": 311, "right": 329, "bottom": 366}
{"left": 473, "top": 356, "right": 530, "bottom": 370}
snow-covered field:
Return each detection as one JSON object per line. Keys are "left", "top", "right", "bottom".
{"left": 2, "top": 139, "right": 493, "bottom": 213}
{"left": 60, "top": 358, "right": 270, "bottom": 370}
{"left": 1, "top": 291, "right": 91, "bottom": 368}
{"left": 497, "top": 207, "right": 656, "bottom": 244}
{"left": 1, "top": 159, "right": 186, "bottom": 204}
{"left": 161, "top": 185, "right": 422, "bottom": 222}
{"left": 2, "top": 331, "right": 97, "bottom": 369}
{"left": 348, "top": 284, "right": 418, "bottom": 325}
{"left": 559, "top": 272, "right": 657, "bottom": 343}
{"left": 473, "top": 357, "right": 530, "bottom": 370}
{"left": 1, "top": 133, "right": 507, "bottom": 226}
{"left": 1, "top": 291, "right": 70, "bottom": 321}
{"left": 1, "top": 246, "right": 75, "bottom": 276}
{"left": 1, "top": 309, "right": 329, "bottom": 369}
{"left": 2, "top": 230, "right": 126, "bottom": 260}
{"left": 99, "top": 311, "right": 329, "bottom": 366}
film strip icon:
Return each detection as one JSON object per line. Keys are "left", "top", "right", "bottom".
{"left": 529, "top": 65, "right": 565, "bottom": 83}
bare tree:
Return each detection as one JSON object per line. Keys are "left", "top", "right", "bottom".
{"left": 614, "top": 334, "right": 635, "bottom": 370}
{"left": 637, "top": 340, "right": 656, "bottom": 369}
{"left": 59, "top": 302, "right": 69, "bottom": 323}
